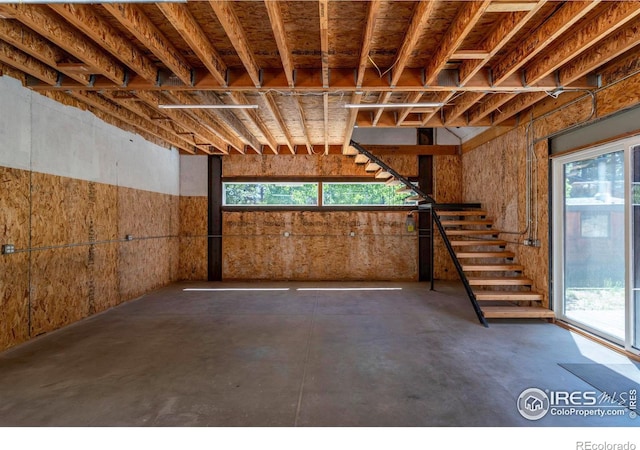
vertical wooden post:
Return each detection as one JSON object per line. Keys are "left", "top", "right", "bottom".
{"left": 208, "top": 156, "right": 222, "bottom": 281}
{"left": 418, "top": 155, "right": 434, "bottom": 282}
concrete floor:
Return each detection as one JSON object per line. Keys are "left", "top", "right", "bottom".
{"left": 0, "top": 281, "right": 638, "bottom": 427}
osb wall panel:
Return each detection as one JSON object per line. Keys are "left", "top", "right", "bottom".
{"left": 0, "top": 253, "right": 29, "bottom": 350}
{"left": 223, "top": 154, "right": 418, "bottom": 178}
{"left": 0, "top": 166, "right": 30, "bottom": 249}
{"left": 0, "top": 167, "right": 180, "bottom": 351}
{"left": 30, "top": 247, "right": 90, "bottom": 336}
{"left": 433, "top": 155, "right": 462, "bottom": 204}
{"left": 118, "top": 237, "right": 176, "bottom": 301}
{"left": 179, "top": 196, "right": 208, "bottom": 281}
{"left": 31, "top": 172, "right": 92, "bottom": 248}
{"left": 222, "top": 211, "right": 417, "bottom": 280}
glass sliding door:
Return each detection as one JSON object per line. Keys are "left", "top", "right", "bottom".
{"left": 553, "top": 140, "right": 634, "bottom": 348}
{"left": 633, "top": 145, "right": 640, "bottom": 350}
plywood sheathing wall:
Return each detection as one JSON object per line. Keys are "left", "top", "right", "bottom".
{"left": 179, "top": 196, "right": 208, "bottom": 281}
{"left": 0, "top": 169, "right": 179, "bottom": 351}
{"left": 462, "top": 56, "right": 640, "bottom": 307}
{"left": 216, "top": 153, "right": 464, "bottom": 281}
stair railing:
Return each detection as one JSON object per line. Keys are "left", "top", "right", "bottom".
{"left": 349, "top": 140, "right": 488, "bottom": 327}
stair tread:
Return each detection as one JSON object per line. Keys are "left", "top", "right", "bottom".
{"left": 456, "top": 251, "right": 515, "bottom": 258}
{"left": 437, "top": 210, "right": 488, "bottom": 216}
{"left": 450, "top": 239, "right": 507, "bottom": 246}
{"left": 482, "top": 306, "right": 555, "bottom": 319}
{"left": 441, "top": 220, "right": 493, "bottom": 226}
{"left": 462, "top": 264, "right": 524, "bottom": 271}
{"left": 468, "top": 277, "right": 532, "bottom": 286}
{"left": 354, "top": 154, "right": 369, "bottom": 164}
{"left": 446, "top": 229, "right": 500, "bottom": 236}
{"left": 475, "top": 291, "right": 542, "bottom": 301}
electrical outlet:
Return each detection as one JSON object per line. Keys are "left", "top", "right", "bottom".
{"left": 523, "top": 239, "right": 531, "bottom": 246}
{"left": 532, "top": 239, "right": 541, "bottom": 247}
{"left": 1, "top": 244, "right": 15, "bottom": 255}
{"left": 125, "top": 235, "right": 134, "bottom": 241}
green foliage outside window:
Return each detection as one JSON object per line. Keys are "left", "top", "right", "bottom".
{"left": 223, "top": 183, "right": 318, "bottom": 206}
{"left": 323, "top": 182, "right": 415, "bottom": 206}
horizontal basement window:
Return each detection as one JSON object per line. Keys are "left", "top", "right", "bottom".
{"left": 222, "top": 181, "right": 417, "bottom": 208}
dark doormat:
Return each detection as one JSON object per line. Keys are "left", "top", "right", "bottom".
{"left": 559, "top": 363, "right": 640, "bottom": 408}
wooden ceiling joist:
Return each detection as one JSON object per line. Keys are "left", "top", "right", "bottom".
{"left": 262, "top": 91, "right": 295, "bottom": 154}
{"left": 423, "top": 0, "right": 491, "bottom": 87}
{"left": 167, "top": 91, "right": 246, "bottom": 153}
{"left": 49, "top": 3, "right": 158, "bottom": 85}
{"left": 319, "top": 0, "right": 330, "bottom": 88}
{"left": 228, "top": 91, "right": 278, "bottom": 154}
{"left": 102, "top": 3, "right": 193, "bottom": 86}
{"left": 157, "top": 2, "right": 228, "bottom": 88}
{"left": 0, "top": 4, "right": 126, "bottom": 85}
{"left": 0, "top": 40, "right": 59, "bottom": 86}
{"left": 491, "top": 0, "right": 601, "bottom": 86}
{"left": 0, "top": 18, "right": 91, "bottom": 86}
{"left": 342, "top": 92, "right": 362, "bottom": 153}
{"left": 389, "top": 0, "right": 437, "bottom": 88}
{"left": 356, "top": 0, "right": 381, "bottom": 89}
{"left": 135, "top": 90, "right": 228, "bottom": 153}
{"left": 523, "top": 1, "right": 640, "bottom": 86}
{"left": 0, "top": 1, "right": 635, "bottom": 153}
{"left": 293, "top": 96, "right": 313, "bottom": 154}
{"left": 264, "top": 0, "right": 295, "bottom": 88}
{"left": 209, "top": 0, "right": 261, "bottom": 88}
{"left": 194, "top": 91, "right": 262, "bottom": 153}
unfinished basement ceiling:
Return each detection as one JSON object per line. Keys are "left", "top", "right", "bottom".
{"left": 0, "top": 1, "right": 638, "bottom": 155}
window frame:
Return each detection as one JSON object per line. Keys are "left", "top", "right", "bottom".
{"left": 221, "top": 177, "right": 420, "bottom": 211}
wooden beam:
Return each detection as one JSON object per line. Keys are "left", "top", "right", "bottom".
{"left": 451, "top": 50, "right": 491, "bottom": 60}
{"left": 419, "top": 91, "right": 454, "bottom": 125}
{"left": 424, "top": 1, "right": 491, "bottom": 86}
{"left": 99, "top": 91, "right": 199, "bottom": 151}
{"left": 26, "top": 66, "right": 594, "bottom": 93}
{"left": 228, "top": 91, "right": 277, "bottom": 154}
{"left": 358, "top": 109, "right": 511, "bottom": 128}
{"left": 323, "top": 92, "right": 329, "bottom": 155}
{"left": 458, "top": 2, "right": 547, "bottom": 85}
{"left": 167, "top": 91, "right": 246, "bottom": 153}
{"left": 390, "top": 0, "right": 437, "bottom": 87}
{"left": 102, "top": 3, "right": 193, "bottom": 86}
{"left": 492, "top": 18, "right": 640, "bottom": 126}
{"left": 318, "top": 0, "right": 329, "bottom": 88}
{"left": 359, "top": 145, "right": 459, "bottom": 156}
{"left": 68, "top": 91, "right": 195, "bottom": 153}
{"left": 0, "top": 40, "right": 59, "bottom": 85}
{"left": 209, "top": 0, "right": 261, "bottom": 88}
{"left": 356, "top": 0, "right": 381, "bottom": 88}
{"left": 445, "top": 92, "right": 481, "bottom": 123}
{"left": 0, "top": 18, "right": 91, "bottom": 85}
{"left": 193, "top": 91, "right": 262, "bottom": 153}
{"left": 396, "top": 92, "right": 424, "bottom": 125}
{"left": 1, "top": 4, "right": 126, "bottom": 85}
{"left": 49, "top": 3, "right": 157, "bottom": 84}
{"left": 371, "top": 91, "right": 391, "bottom": 126}
{"left": 262, "top": 92, "right": 295, "bottom": 154}
{"left": 293, "top": 95, "right": 313, "bottom": 154}
{"left": 342, "top": 92, "right": 362, "bottom": 153}
{"left": 468, "top": 93, "right": 515, "bottom": 124}
{"left": 559, "top": 19, "right": 640, "bottom": 86}
{"left": 524, "top": 1, "right": 640, "bottom": 85}
{"left": 491, "top": 1, "right": 601, "bottom": 86}
{"left": 486, "top": 2, "right": 539, "bottom": 13}
{"left": 135, "top": 90, "right": 229, "bottom": 153}
{"left": 157, "top": 2, "right": 227, "bottom": 87}
{"left": 264, "top": 0, "right": 294, "bottom": 88}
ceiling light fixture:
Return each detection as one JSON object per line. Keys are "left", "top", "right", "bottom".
{"left": 344, "top": 102, "right": 444, "bottom": 109}
{"left": 158, "top": 104, "right": 259, "bottom": 110}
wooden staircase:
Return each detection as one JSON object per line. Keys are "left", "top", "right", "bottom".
{"left": 438, "top": 208, "right": 554, "bottom": 320}
{"left": 348, "top": 140, "right": 554, "bottom": 324}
